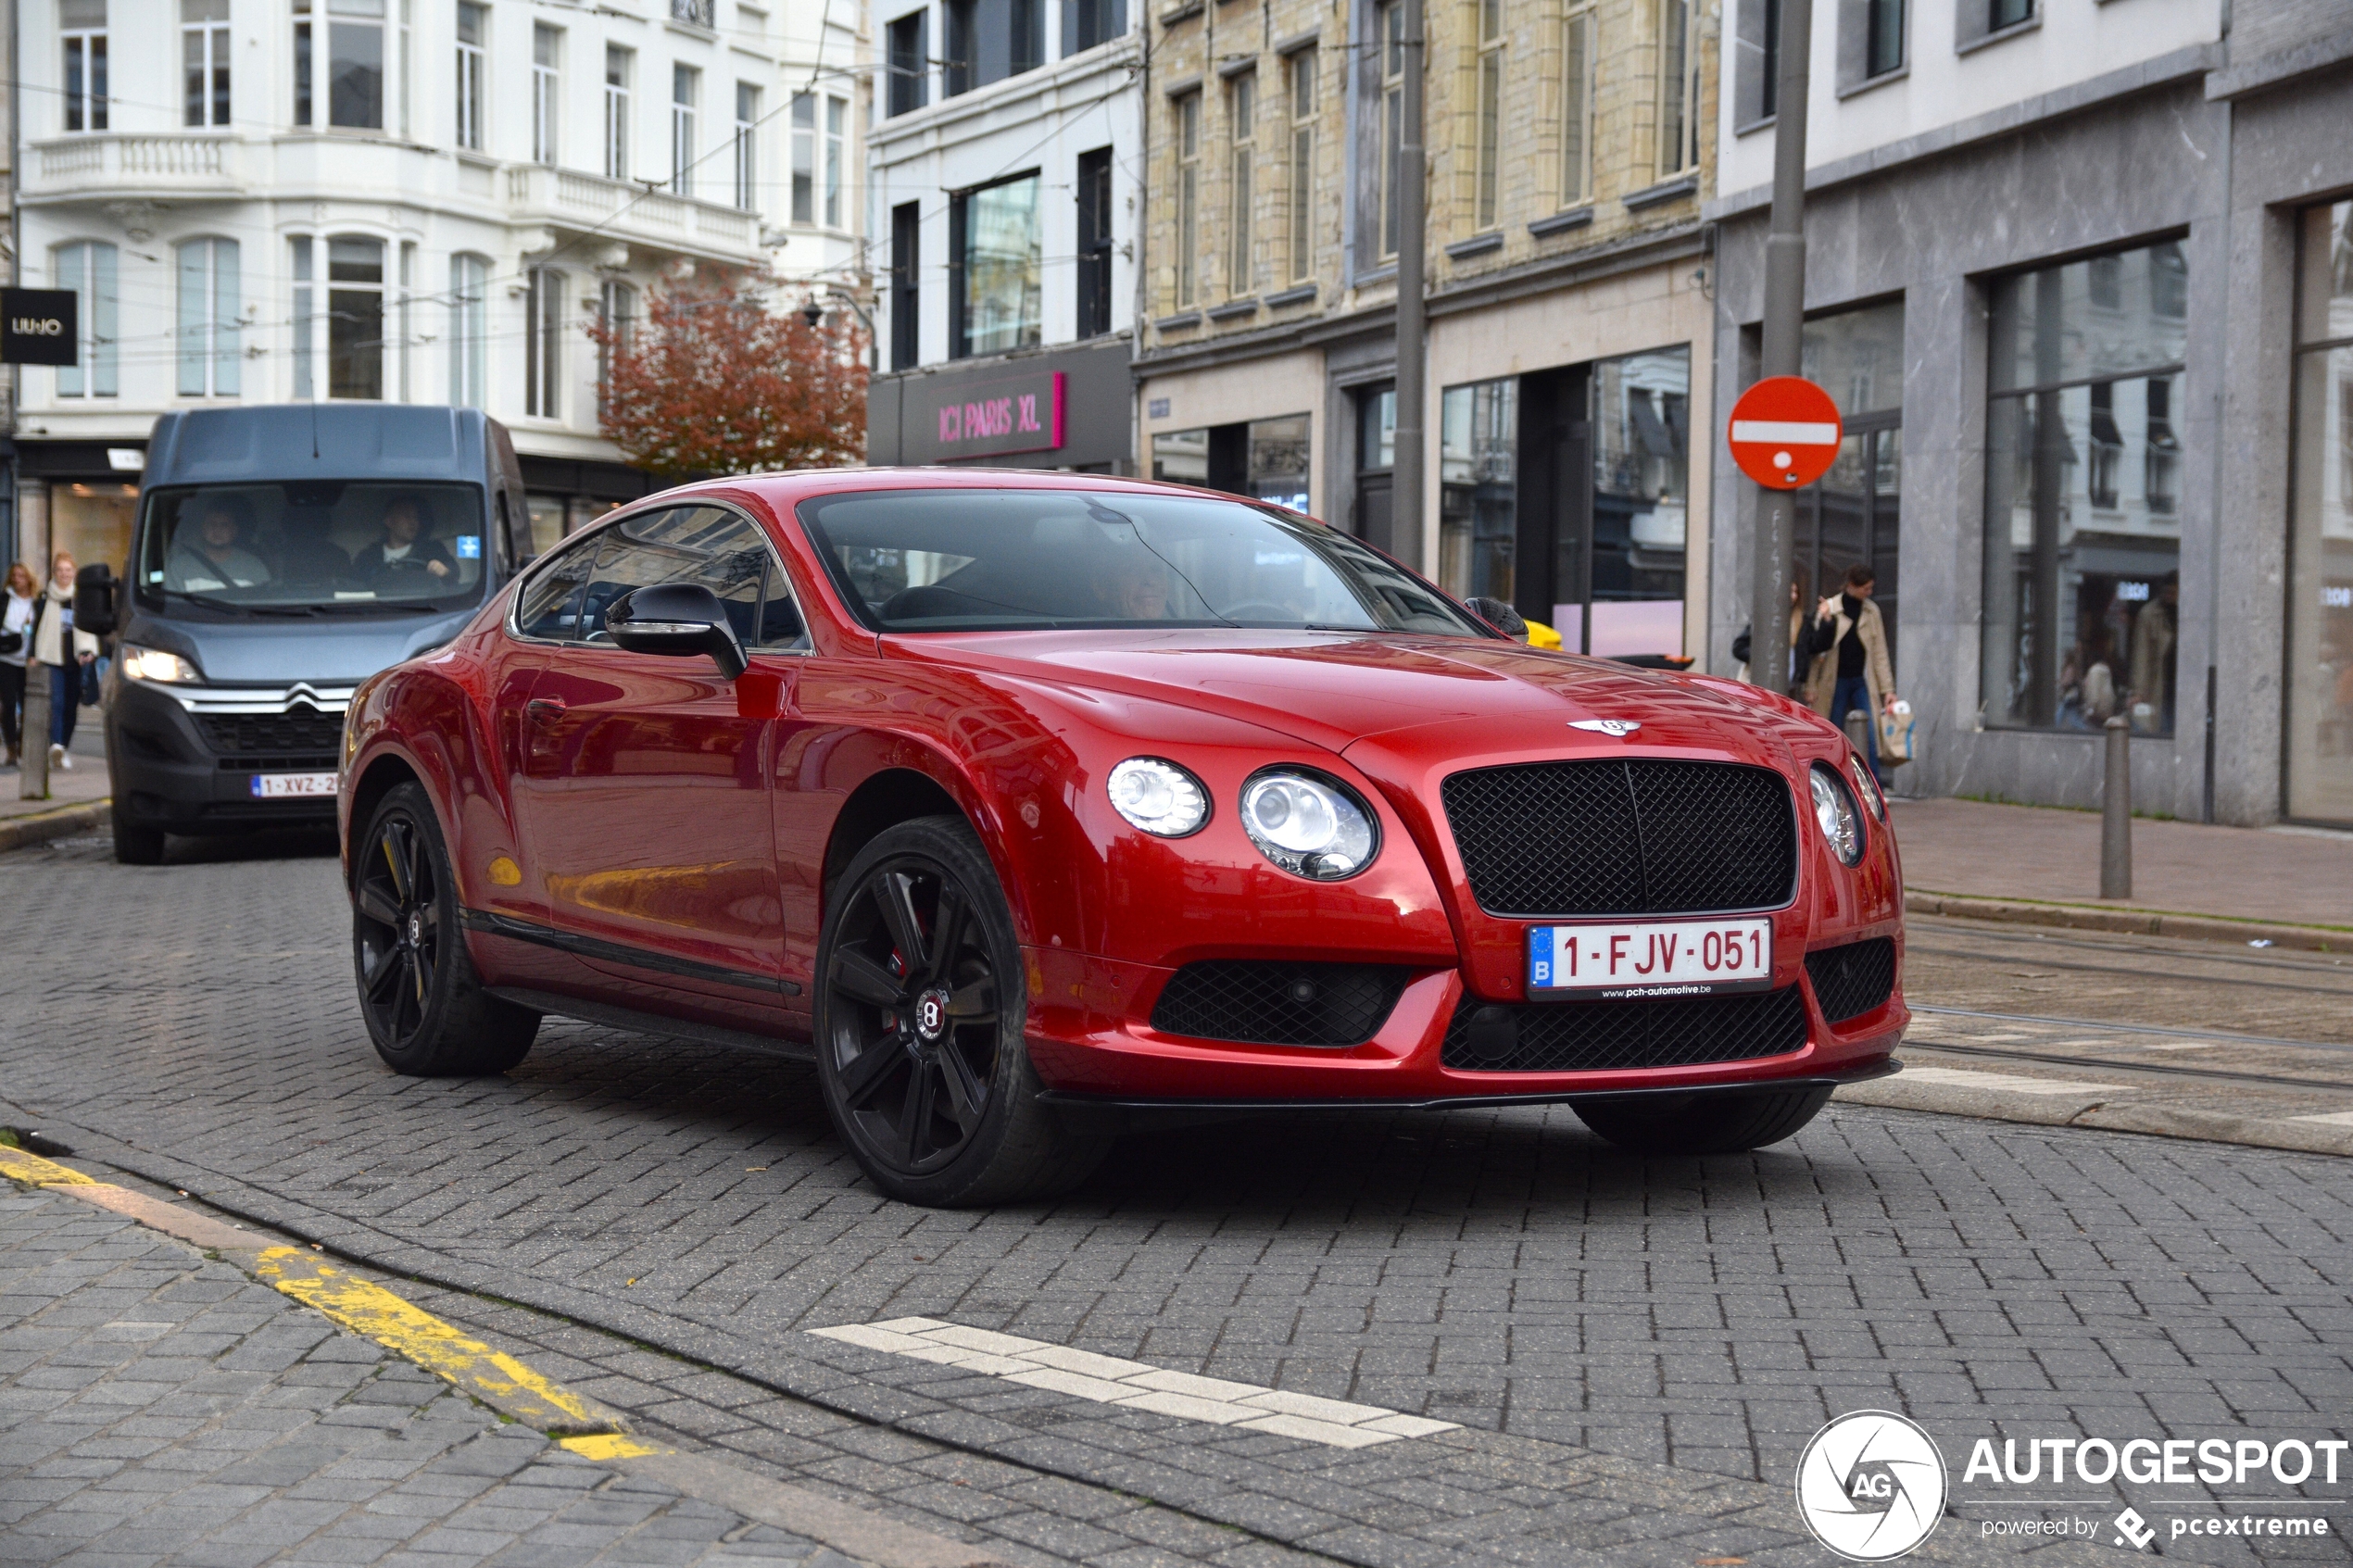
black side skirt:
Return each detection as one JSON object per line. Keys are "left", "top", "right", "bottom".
{"left": 459, "top": 907, "right": 802, "bottom": 997}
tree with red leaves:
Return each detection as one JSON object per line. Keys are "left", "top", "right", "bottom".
{"left": 585, "top": 269, "right": 868, "bottom": 480}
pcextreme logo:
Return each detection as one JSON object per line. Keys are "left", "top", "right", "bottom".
{"left": 1794, "top": 1411, "right": 1950, "bottom": 1561}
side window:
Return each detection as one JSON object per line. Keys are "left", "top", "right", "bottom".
{"left": 754, "top": 556, "right": 810, "bottom": 649}
{"left": 512, "top": 530, "right": 600, "bottom": 639}
{"left": 578, "top": 505, "right": 765, "bottom": 645}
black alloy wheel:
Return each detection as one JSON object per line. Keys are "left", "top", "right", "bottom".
{"left": 350, "top": 782, "right": 538, "bottom": 1076}
{"left": 814, "top": 815, "right": 1110, "bottom": 1206}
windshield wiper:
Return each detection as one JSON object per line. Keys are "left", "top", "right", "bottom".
{"left": 158, "top": 588, "right": 316, "bottom": 618}
{"left": 288, "top": 599, "right": 445, "bottom": 616}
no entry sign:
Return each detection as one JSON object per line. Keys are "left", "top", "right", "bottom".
{"left": 1728, "top": 376, "right": 1843, "bottom": 489}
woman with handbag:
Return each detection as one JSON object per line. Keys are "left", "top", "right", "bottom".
{"left": 1, "top": 563, "right": 35, "bottom": 767}
{"left": 31, "top": 552, "right": 98, "bottom": 771}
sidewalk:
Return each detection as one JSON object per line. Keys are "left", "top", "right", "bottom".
{"left": 0, "top": 721, "right": 112, "bottom": 841}
{"left": 1890, "top": 796, "right": 2353, "bottom": 935}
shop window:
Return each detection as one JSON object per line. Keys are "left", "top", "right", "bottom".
{"left": 184, "top": 0, "right": 230, "bottom": 127}
{"left": 328, "top": 237, "right": 384, "bottom": 400}
{"left": 176, "top": 237, "right": 241, "bottom": 398}
{"left": 945, "top": 0, "right": 1043, "bottom": 96}
{"left": 63, "top": 0, "right": 107, "bottom": 133}
{"left": 604, "top": 46, "right": 633, "bottom": 178}
{"left": 950, "top": 172, "right": 1042, "bottom": 358}
{"left": 1982, "top": 243, "right": 2186, "bottom": 736}
{"left": 1228, "top": 72, "right": 1255, "bottom": 296}
{"left": 2287, "top": 200, "right": 2353, "bottom": 822}
{"left": 1063, "top": 0, "right": 1125, "bottom": 53}
{"left": 887, "top": 12, "right": 927, "bottom": 115}
{"left": 1441, "top": 378, "right": 1516, "bottom": 604}
{"left": 449, "top": 253, "right": 488, "bottom": 407}
{"left": 1150, "top": 416, "right": 1310, "bottom": 508}
{"left": 55, "top": 241, "right": 118, "bottom": 398}
{"left": 1076, "top": 147, "right": 1114, "bottom": 338}
{"left": 1589, "top": 347, "right": 1689, "bottom": 656}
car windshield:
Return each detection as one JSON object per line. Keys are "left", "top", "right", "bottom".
{"left": 134, "top": 482, "right": 489, "bottom": 617}
{"left": 799, "top": 488, "right": 1491, "bottom": 636}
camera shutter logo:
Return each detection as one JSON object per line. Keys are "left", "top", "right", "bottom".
{"left": 1794, "top": 1411, "right": 1948, "bottom": 1561}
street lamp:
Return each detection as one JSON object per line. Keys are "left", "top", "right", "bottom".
{"left": 799, "top": 291, "right": 878, "bottom": 370}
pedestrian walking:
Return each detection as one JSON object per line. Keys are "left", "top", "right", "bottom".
{"left": 31, "top": 552, "right": 98, "bottom": 772}
{"left": 1803, "top": 563, "right": 1899, "bottom": 783}
{"left": 1, "top": 563, "right": 36, "bottom": 767}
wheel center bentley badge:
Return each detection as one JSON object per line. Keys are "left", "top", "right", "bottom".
{"left": 1568, "top": 719, "right": 1642, "bottom": 736}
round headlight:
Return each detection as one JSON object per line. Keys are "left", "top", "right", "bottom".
{"left": 1239, "top": 769, "right": 1379, "bottom": 880}
{"left": 1810, "top": 763, "right": 1864, "bottom": 867}
{"left": 1107, "top": 757, "right": 1210, "bottom": 837}
{"left": 1848, "top": 753, "right": 1885, "bottom": 821}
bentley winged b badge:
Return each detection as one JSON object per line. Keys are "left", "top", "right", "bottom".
{"left": 1568, "top": 719, "right": 1642, "bottom": 737}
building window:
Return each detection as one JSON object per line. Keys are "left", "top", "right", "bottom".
{"left": 791, "top": 95, "right": 816, "bottom": 222}
{"left": 2287, "top": 200, "right": 2353, "bottom": 822}
{"left": 293, "top": 237, "right": 314, "bottom": 398}
{"left": 1988, "top": 0, "right": 2031, "bottom": 30}
{"left": 597, "top": 279, "right": 635, "bottom": 409}
{"left": 1175, "top": 92, "right": 1200, "bottom": 307}
{"left": 2150, "top": 241, "right": 2187, "bottom": 319}
{"left": 183, "top": 0, "right": 230, "bottom": 127}
{"left": 1561, "top": 2, "right": 1592, "bottom": 205}
{"left": 1379, "top": 0, "right": 1403, "bottom": 259}
{"left": 1475, "top": 0, "right": 1503, "bottom": 229}
{"left": 1982, "top": 242, "right": 2188, "bottom": 736}
{"left": 525, "top": 267, "right": 564, "bottom": 418}
{"left": 1288, "top": 49, "right": 1316, "bottom": 282}
{"left": 887, "top": 12, "right": 927, "bottom": 115}
{"left": 1737, "top": 0, "right": 1780, "bottom": 123}
{"left": 672, "top": 65, "right": 698, "bottom": 195}
{"left": 449, "top": 252, "right": 488, "bottom": 407}
{"left": 604, "top": 47, "right": 632, "bottom": 178}
{"left": 55, "top": 241, "right": 118, "bottom": 398}
{"left": 825, "top": 97, "right": 846, "bottom": 227}
{"left": 456, "top": 3, "right": 485, "bottom": 150}
{"left": 1076, "top": 146, "right": 1114, "bottom": 338}
{"left": 890, "top": 201, "right": 921, "bottom": 370}
{"left": 1658, "top": 0, "right": 1695, "bottom": 176}
{"left": 295, "top": 0, "right": 390, "bottom": 130}
{"left": 533, "top": 25, "right": 560, "bottom": 163}
{"left": 950, "top": 172, "right": 1042, "bottom": 359}
{"left": 1063, "top": 0, "right": 1125, "bottom": 54}
{"left": 1864, "top": 0, "right": 1905, "bottom": 78}
{"left": 945, "top": 0, "right": 1043, "bottom": 96}
{"left": 176, "top": 237, "right": 241, "bottom": 397}
{"left": 734, "top": 83, "right": 760, "bottom": 210}
{"left": 1440, "top": 378, "right": 1516, "bottom": 603}
{"left": 1228, "top": 72, "right": 1255, "bottom": 296}
{"left": 63, "top": 0, "right": 108, "bottom": 133}
{"left": 397, "top": 241, "right": 415, "bottom": 401}
{"left": 672, "top": 0, "right": 714, "bottom": 22}
{"left": 328, "top": 236, "right": 385, "bottom": 400}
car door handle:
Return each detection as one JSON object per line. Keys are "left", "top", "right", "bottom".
{"left": 524, "top": 698, "right": 566, "bottom": 724}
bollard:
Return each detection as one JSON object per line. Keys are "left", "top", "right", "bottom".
{"left": 19, "top": 663, "right": 49, "bottom": 800}
{"left": 2101, "top": 715, "right": 2131, "bottom": 900}
{"left": 1843, "top": 709, "right": 1871, "bottom": 762}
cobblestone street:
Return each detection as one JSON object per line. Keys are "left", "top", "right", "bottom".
{"left": 3, "top": 833, "right": 2348, "bottom": 1565}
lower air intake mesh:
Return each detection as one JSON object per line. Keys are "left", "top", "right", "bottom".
{"left": 1151, "top": 961, "right": 1409, "bottom": 1047}
{"left": 1441, "top": 985, "right": 1809, "bottom": 1073}
{"left": 1805, "top": 938, "right": 1897, "bottom": 1024}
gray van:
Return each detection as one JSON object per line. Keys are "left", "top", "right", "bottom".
{"left": 97, "top": 406, "right": 533, "bottom": 864}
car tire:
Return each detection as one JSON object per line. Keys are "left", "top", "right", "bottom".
{"left": 814, "top": 814, "right": 1111, "bottom": 1207}
{"left": 351, "top": 782, "right": 539, "bottom": 1077}
{"left": 111, "top": 800, "right": 166, "bottom": 866}
{"left": 1571, "top": 1084, "right": 1834, "bottom": 1155}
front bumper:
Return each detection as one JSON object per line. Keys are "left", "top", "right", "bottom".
{"left": 107, "top": 678, "right": 345, "bottom": 834}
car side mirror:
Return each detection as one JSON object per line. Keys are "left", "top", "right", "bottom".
{"left": 74, "top": 563, "right": 119, "bottom": 636}
{"left": 1465, "top": 596, "right": 1529, "bottom": 643}
{"left": 605, "top": 583, "right": 749, "bottom": 680}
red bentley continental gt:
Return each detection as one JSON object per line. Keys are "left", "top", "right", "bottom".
{"left": 340, "top": 470, "right": 1905, "bottom": 1205}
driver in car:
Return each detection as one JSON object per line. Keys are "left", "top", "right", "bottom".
{"left": 165, "top": 500, "right": 273, "bottom": 592}
{"left": 354, "top": 494, "right": 456, "bottom": 586}
{"left": 1098, "top": 556, "right": 1174, "bottom": 621}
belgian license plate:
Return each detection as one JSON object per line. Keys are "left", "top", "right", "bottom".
{"left": 1527, "top": 917, "right": 1774, "bottom": 999}
{"left": 251, "top": 771, "right": 338, "bottom": 799}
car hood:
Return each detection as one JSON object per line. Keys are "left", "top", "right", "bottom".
{"left": 885, "top": 629, "right": 1805, "bottom": 768}
{"left": 122, "top": 606, "right": 481, "bottom": 685}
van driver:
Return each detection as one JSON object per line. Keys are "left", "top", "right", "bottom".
{"left": 355, "top": 494, "right": 457, "bottom": 586}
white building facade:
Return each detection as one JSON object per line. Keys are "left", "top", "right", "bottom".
{"left": 14, "top": 0, "right": 863, "bottom": 579}
{"left": 862, "top": 0, "right": 1140, "bottom": 470}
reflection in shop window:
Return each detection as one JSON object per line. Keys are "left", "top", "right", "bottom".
{"left": 1982, "top": 242, "right": 2185, "bottom": 736}
{"left": 1149, "top": 417, "right": 1310, "bottom": 508}
{"left": 1441, "top": 378, "right": 1516, "bottom": 605}
{"left": 951, "top": 173, "right": 1042, "bottom": 358}
{"left": 2287, "top": 200, "right": 2353, "bottom": 822}
{"left": 1590, "top": 346, "right": 1689, "bottom": 656}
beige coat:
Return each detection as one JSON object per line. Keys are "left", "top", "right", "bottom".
{"left": 1804, "top": 596, "right": 1895, "bottom": 721}
{"left": 32, "top": 582, "right": 99, "bottom": 668}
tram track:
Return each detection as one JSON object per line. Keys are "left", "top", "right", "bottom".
{"left": 1901, "top": 1038, "right": 2353, "bottom": 1095}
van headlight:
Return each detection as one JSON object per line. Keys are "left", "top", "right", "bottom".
{"left": 1810, "top": 763, "right": 1865, "bottom": 866}
{"left": 1239, "top": 769, "right": 1379, "bottom": 880}
{"left": 1107, "top": 757, "right": 1210, "bottom": 837}
{"left": 120, "top": 645, "right": 202, "bottom": 684}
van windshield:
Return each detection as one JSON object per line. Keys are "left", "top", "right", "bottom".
{"left": 134, "top": 482, "right": 489, "bottom": 616}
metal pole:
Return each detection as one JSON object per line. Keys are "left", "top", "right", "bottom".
{"left": 1747, "top": 0, "right": 1813, "bottom": 696}
{"left": 2101, "top": 715, "right": 2132, "bottom": 900}
{"left": 1391, "top": 0, "right": 1427, "bottom": 571}
{"left": 20, "top": 656, "right": 47, "bottom": 800}
{"left": 1843, "top": 708, "right": 1870, "bottom": 761}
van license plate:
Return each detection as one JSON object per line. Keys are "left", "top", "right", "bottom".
{"left": 252, "top": 771, "right": 338, "bottom": 798}
{"left": 1527, "top": 918, "right": 1774, "bottom": 998}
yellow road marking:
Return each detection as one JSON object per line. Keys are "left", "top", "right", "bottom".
{"left": 561, "top": 1435, "right": 669, "bottom": 1461}
{"left": 0, "top": 1147, "right": 97, "bottom": 1185}
{"left": 254, "top": 1247, "right": 623, "bottom": 1436}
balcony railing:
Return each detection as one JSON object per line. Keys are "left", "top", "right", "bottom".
{"left": 505, "top": 163, "right": 761, "bottom": 257}
{"left": 31, "top": 134, "right": 238, "bottom": 194}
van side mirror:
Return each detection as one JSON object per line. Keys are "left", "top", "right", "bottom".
{"left": 1465, "top": 596, "right": 1529, "bottom": 643}
{"left": 605, "top": 583, "right": 748, "bottom": 680}
{"left": 75, "top": 564, "right": 119, "bottom": 636}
